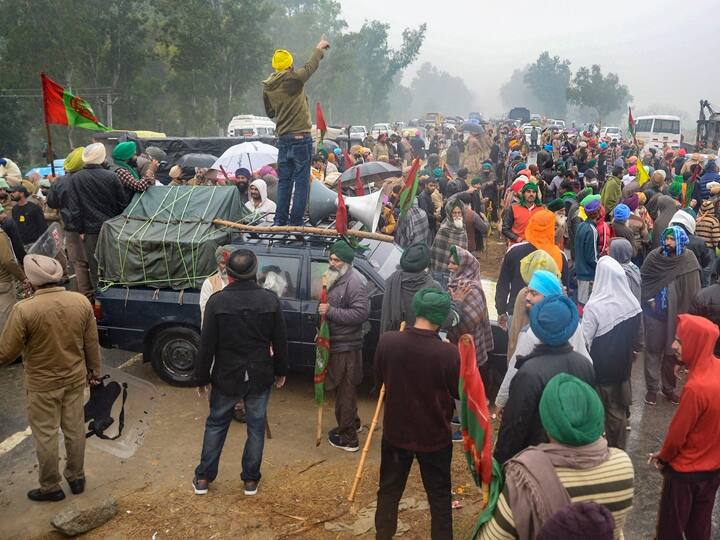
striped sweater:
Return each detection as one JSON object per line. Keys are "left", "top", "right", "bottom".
{"left": 478, "top": 447, "right": 634, "bottom": 540}
{"left": 695, "top": 215, "right": 720, "bottom": 249}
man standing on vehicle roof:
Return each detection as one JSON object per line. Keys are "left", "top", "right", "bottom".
{"left": 320, "top": 240, "right": 370, "bottom": 452}
{"left": 193, "top": 249, "right": 288, "bottom": 497}
{"left": 263, "top": 37, "right": 329, "bottom": 227}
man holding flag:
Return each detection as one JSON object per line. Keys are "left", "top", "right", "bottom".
{"left": 263, "top": 37, "right": 329, "bottom": 227}
{"left": 319, "top": 240, "right": 369, "bottom": 452}
{"left": 374, "top": 288, "right": 459, "bottom": 540}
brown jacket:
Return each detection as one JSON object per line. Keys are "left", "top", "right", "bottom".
{"left": 0, "top": 287, "right": 101, "bottom": 391}
{"left": 262, "top": 49, "right": 324, "bottom": 136}
{"left": 0, "top": 228, "right": 25, "bottom": 283}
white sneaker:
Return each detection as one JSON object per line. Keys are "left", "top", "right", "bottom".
{"left": 244, "top": 480, "right": 259, "bottom": 496}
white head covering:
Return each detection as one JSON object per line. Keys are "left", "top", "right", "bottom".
{"left": 669, "top": 209, "right": 697, "bottom": 235}
{"left": 244, "top": 178, "right": 276, "bottom": 217}
{"left": 82, "top": 143, "right": 106, "bottom": 165}
{"left": 582, "top": 256, "right": 641, "bottom": 346}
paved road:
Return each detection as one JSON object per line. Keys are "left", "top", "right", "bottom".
{"left": 0, "top": 348, "right": 718, "bottom": 538}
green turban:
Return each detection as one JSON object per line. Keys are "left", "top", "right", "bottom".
{"left": 521, "top": 182, "right": 539, "bottom": 195}
{"left": 471, "top": 177, "right": 483, "bottom": 186}
{"left": 547, "top": 198, "right": 564, "bottom": 212}
{"left": 412, "top": 288, "right": 451, "bottom": 326}
{"left": 112, "top": 141, "right": 140, "bottom": 179}
{"left": 63, "top": 147, "right": 86, "bottom": 173}
{"left": 450, "top": 244, "right": 460, "bottom": 265}
{"left": 400, "top": 242, "right": 430, "bottom": 273}
{"left": 520, "top": 250, "right": 560, "bottom": 285}
{"left": 668, "top": 176, "right": 683, "bottom": 199}
{"left": 330, "top": 240, "right": 355, "bottom": 263}
{"left": 539, "top": 373, "right": 605, "bottom": 446}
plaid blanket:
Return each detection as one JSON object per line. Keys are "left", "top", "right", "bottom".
{"left": 395, "top": 204, "right": 429, "bottom": 248}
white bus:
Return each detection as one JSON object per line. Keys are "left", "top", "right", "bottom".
{"left": 226, "top": 115, "right": 276, "bottom": 138}
{"left": 634, "top": 115, "right": 681, "bottom": 148}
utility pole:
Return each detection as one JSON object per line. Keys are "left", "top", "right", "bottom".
{"left": 106, "top": 91, "right": 113, "bottom": 128}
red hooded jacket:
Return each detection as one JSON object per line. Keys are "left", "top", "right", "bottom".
{"left": 658, "top": 314, "right": 720, "bottom": 472}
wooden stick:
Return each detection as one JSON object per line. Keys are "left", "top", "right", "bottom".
{"left": 347, "top": 321, "right": 403, "bottom": 502}
{"left": 212, "top": 219, "right": 394, "bottom": 242}
{"left": 315, "top": 405, "right": 323, "bottom": 447}
{"left": 265, "top": 416, "right": 272, "bottom": 439}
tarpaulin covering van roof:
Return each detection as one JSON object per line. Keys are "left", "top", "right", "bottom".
{"left": 96, "top": 185, "right": 250, "bottom": 290}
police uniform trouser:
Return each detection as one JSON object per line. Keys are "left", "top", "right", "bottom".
{"left": 0, "top": 280, "right": 16, "bottom": 334}
{"left": 26, "top": 381, "right": 86, "bottom": 493}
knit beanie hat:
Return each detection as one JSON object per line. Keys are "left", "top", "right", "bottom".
{"left": 536, "top": 502, "right": 615, "bottom": 540}
{"left": 530, "top": 294, "right": 578, "bottom": 347}
{"left": 539, "top": 373, "right": 605, "bottom": 446}
{"left": 528, "top": 270, "right": 563, "bottom": 297}
{"left": 272, "top": 49, "right": 293, "bottom": 71}
{"left": 330, "top": 240, "right": 355, "bottom": 263}
{"left": 63, "top": 147, "right": 86, "bottom": 172}
{"left": 520, "top": 250, "right": 560, "bottom": 285}
{"left": 701, "top": 199, "right": 715, "bottom": 214}
{"left": 23, "top": 254, "right": 63, "bottom": 287}
{"left": 412, "top": 288, "right": 451, "bottom": 326}
{"left": 82, "top": 143, "right": 106, "bottom": 165}
{"left": 613, "top": 204, "right": 631, "bottom": 222}
{"left": 400, "top": 242, "right": 430, "bottom": 273}
{"left": 226, "top": 249, "right": 257, "bottom": 281}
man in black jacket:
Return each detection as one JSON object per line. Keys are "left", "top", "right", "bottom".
{"left": 494, "top": 294, "right": 594, "bottom": 463}
{"left": 66, "top": 143, "right": 127, "bottom": 290}
{"left": 10, "top": 184, "right": 46, "bottom": 247}
{"left": 417, "top": 178, "right": 438, "bottom": 242}
{"left": 193, "top": 249, "right": 288, "bottom": 497}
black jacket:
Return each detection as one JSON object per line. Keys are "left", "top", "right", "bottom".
{"left": 46, "top": 173, "right": 78, "bottom": 232}
{"left": 0, "top": 217, "right": 26, "bottom": 261}
{"left": 417, "top": 190, "right": 436, "bottom": 233}
{"left": 194, "top": 280, "right": 288, "bottom": 397}
{"left": 589, "top": 315, "right": 641, "bottom": 385}
{"left": 493, "top": 343, "right": 595, "bottom": 463}
{"left": 12, "top": 202, "right": 47, "bottom": 244}
{"left": 495, "top": 242, "right": 569, "bottom": 315}
{"left": 690, "top": 283, "right": 720, "bottom": 355}
{"left": 66, "top": 165, "right": 127, "bottom": 234}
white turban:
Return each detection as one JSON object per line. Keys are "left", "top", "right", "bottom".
{"left": 82, "top": 143, "right": 106, "bottom": 165}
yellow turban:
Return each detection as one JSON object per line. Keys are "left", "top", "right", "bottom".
{"left": 272, "top": 49, "right": 293, "bottom": 71}
{"left": 64, "top": 147, "right": 85, "bottom": 173}
{"left": 520, "top": 249, "right": 560, "bottom": 285}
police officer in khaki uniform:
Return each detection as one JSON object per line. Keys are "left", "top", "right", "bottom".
{"left": 0, "top": 227, "right": 29, "bottom": 334}
{"left": 0, "top": 255, "right": 101, "bottom": 502}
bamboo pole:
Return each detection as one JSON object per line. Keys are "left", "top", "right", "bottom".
{"left": 212, "top": 219, "right": 394, "bottom": 243}
{"left": 347, "top": 322, "right": 405, "bottom": 502}
{"left": 315, "top": 406, "right": 323, "bottom": 447}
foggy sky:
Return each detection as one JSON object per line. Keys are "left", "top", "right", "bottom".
{"left": 341, "top": 0, "right": 714, "bottom": 125}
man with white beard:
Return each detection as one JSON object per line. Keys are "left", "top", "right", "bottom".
{"left": 319, "top": 240, "right": 370, "bottom": 452}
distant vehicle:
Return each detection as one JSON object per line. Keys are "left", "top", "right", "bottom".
{"left": 349, "top": 125, "right": 368, "bottom": 139}
{"left": 530, "top": 113, "right": 542, "bottom": 122}
{"left": 392, "top": 121, "right": 406, "bottom": 133}
{"left": 635, "top": 115, "right": 681, "bottom": 148}
{"left": 227, "top": 115, "right": 276, "bottom": 138}
{"left": 522, "top": 125, "right": 534, "bottom": 145}
{"left": 423, "top": 112, "right": 444, "bottom": 126}
{"left": 549, "top": 119, "right": 566, "bottom": 130}
{"left": 696, "top": 100, "right": 720, "bottom": 152}
{"left": 600, "top": 126, "right": 623, "bottom": 141}
{"left": 370, "top": 123, "right": 394, "bottom": 138}
{"left": 508, "top": 107, "right": 531, "bottom": 124}
{"left": 468, "top": 112, "right": 483, "bottom": 122}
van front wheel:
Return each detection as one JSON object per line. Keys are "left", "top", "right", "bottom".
{"left": 149, "top": 327, "right": 200, "bottom": 387}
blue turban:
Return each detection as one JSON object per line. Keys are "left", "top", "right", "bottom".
{"left": 544, "top": 144, "right": 553, "bottom": 152}
{"left": 584, "top": 198, "right": 601, "bottom": 213}
{"left": 528, "top": 270, "right": 563, "bottom": 297}
{"left": 530, "top": 295, "right": 579, "bottom": 347}
{"left": 661, "top": 226, "right": 689, "bottom": 257}
{"left": 599, "top": 141, "right": 608, "bottom": 150}
{"left": 613, "top": 204, "right": 631, "bottom": 222}
{"left": 514, "top": 162, "right": 528, "bottom": 174}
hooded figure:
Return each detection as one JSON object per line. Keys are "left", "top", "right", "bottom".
{"left": 582, "top": 256, "right": 642, "bottom": 448}
{"left": 430, "top": 199, "right": 468, "bottom": 276}
{"left": 641, "top": 226, "right": 701, "bottom": 405}
{"left": 380, "top": 242, "right": 441, "bottom": 332}
{"left": 447, "top": 245, "right": 493, "bottom": 368}
{"left": 244, "top": 178, "right": 276, "bottom": 220}
{"left": 653, "top": 315, "right": 720, "bottom": 540}
{"left": 669, "top": 208, "right": 713, "bottom": 279}
{"left": 609, "top": 238, "right": 641, "bottom": 301}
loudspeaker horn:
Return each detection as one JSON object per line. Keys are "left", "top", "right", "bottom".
{"left": 308, "top": 180, "right": 383, "bottom": 232}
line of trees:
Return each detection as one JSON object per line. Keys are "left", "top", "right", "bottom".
{"left": 0, "top": 0, "right": 426, "bottom": 165}
{"left": 500, "top": 51, "right": 632, "bottom": 125}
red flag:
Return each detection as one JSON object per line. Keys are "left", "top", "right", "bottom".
{"left": 41, "top": 73, "right": 108, "bottom": 130}
{"left": 336, "top": 181, "right": 348, "bottom": 234}
{"left": 442, "top": 163, "right": 452, "bottom": 180}
{"left": 343, "top": 149, "right": 355, "bottom": 169}
{"left": 398, "top": 158, "right": 422, "bottom": 219}
{"left": 628, "top": 107, "right": 635, "bottom": 138}
{"left": 354, "top": 167, "right": 365, "bottom": 195}
{"left": 316, "top": 102, "right": 327, "bottom": 142}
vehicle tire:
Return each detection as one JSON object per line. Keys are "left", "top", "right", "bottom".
{"left": 149, "top": 326, "right": 200, "bottom": 387}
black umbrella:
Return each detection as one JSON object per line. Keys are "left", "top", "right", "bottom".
{"left": 338, "top": 161, "right": 401, "bottom": 187}
{"left": 461, "top": 122, "right": 483, "bottom": 134}
{"left": 175, "top": 153, "right": 218, "bottom": 168}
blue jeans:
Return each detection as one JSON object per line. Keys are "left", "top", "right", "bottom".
{"left": 194, "top": 386, "right": 271, "bottom": 483}
{"left": 274, "top": 134, "right": 313, "bottom": 226}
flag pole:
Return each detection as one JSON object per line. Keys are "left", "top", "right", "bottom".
{"left": 316, "top": 275, "right": 329, "bottom": 447}
{"left": 45, "top": 121, "right": 56, "bottom": 177}
{"left": 348, "top": 322, "right": 405, "bottom": 502}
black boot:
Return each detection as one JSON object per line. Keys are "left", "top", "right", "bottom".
{"left": 27, "top": 488, "right": 65, "bottom": 502}
{"left": 68, "top": 478, "right": 85, "bottom": 495}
